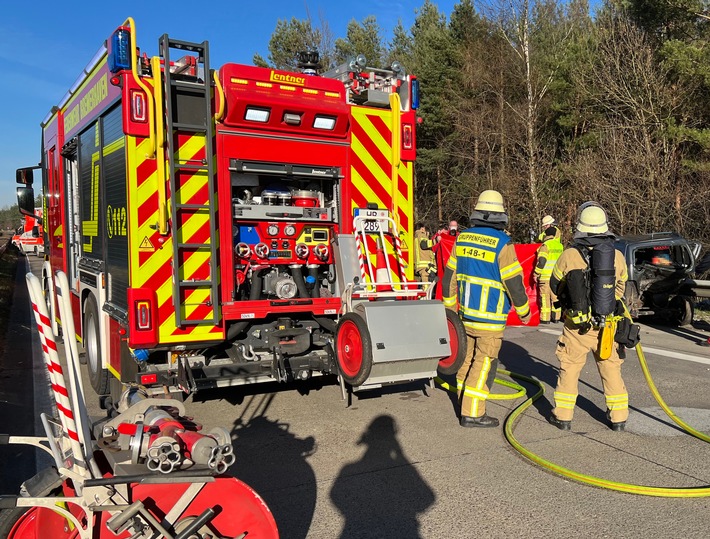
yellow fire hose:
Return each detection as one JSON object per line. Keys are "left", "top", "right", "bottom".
{"left": 435, "top": 340, "right": 710, "bottom": 497}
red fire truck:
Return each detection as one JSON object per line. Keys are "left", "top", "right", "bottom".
{"left": 17, "top": 18, "right": 464, "bottom": 403}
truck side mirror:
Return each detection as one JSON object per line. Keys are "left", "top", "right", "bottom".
{"left": 16, "top": 167, "right": 36, "bottom": 186}
{"left": 17, "top": 186, "right": 35, "bottom": 216}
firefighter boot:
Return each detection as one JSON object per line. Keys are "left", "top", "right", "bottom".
{"left": 460, "top": 415, "right": 499, "bottom": 428}
{"left": 548, "top": 414, "right": 571, "bottom": 431}
{"left": 607, "top": 410, "right": 626, "bottom": 432}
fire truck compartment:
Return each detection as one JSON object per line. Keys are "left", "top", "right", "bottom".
{"left": 351, "top": 300, "right": 450, "bottom": 387}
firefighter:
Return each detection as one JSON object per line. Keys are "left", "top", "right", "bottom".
{"left": 536, "top": 214, "right": 555, "bottom": 241}
{"left": 534, "top": 219, "right": 564, "bottom": 323}
{"left": 548, "top": 202, "right": 629, "bottom": 432}
{"left": 414, "top": 222, "right": 436, "bottom": 282}
{"left": 442, "top": 190, "right": 532, "bottom": 428}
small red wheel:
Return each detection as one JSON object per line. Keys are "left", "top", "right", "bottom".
{"left": 1, "top": 506, "right": 72, "bottom": 539}
{"left": 336, "top": 313, "right": 373, "bottom": 386}
{"left": 438, "top": 309, "right": 467, "bottom": 376}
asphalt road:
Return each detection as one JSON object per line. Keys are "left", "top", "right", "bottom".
{"left": 2, "top": 253, "right": 710, "bottom": 538}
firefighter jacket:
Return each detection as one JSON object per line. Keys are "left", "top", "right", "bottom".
{"left": 414, "top": 229, "right": 435, "bottom": 271}
{"left": 550, "top": 243, "right": 628, "bottom": 324}
{"left": 535, "top": 230, "right": 564, "bottom": 282}
{"left": 442, "top": 226, "right": 530, "bottom": 332}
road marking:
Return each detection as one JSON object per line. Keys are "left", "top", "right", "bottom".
{"left": 537, "top": 327, "right": 710, "bottom": 366}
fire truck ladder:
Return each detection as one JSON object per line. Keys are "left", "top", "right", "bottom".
{"left": 160, "top": 35, "right": 219, "bottom": 327}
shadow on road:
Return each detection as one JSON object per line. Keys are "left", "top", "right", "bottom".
{"left": 191, "top": 374, "right": 338, "bottom": 406}
{"left": 500, "top": 339, "right": 614, "bottom": 426}
{"left": 644, "top": 321, "right": 710, "bottom": 347}
{"left": 0, "top": 254, "right": 36, "bottom": 495}
{"left": 228, "top": 394, "right": 317, "bottom": 539}
{"left": 329, "top": 415, "right": 435, "bottom": 539}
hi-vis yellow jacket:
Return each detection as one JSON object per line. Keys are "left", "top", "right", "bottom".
{"left": 535, "top": 229, "right": 564, "bottom": 281}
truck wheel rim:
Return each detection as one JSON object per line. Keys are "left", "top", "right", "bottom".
{"left": 439, "top": 318, "right": 458, "bottom": 370}
{"left": 337, "top": 320, "right": 363, "bottom": 377}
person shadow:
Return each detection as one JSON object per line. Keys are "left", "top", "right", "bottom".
{"left": 228, "top": 395, "right": 317, "bottom": 539}
{"left": 329, "top": 415, "right": 435, "bottom": 539}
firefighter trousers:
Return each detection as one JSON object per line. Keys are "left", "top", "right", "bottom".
{"left": 553, "top": 322, "right": 629, "bottom": 423}
{"left": 416, "top": 268, "right": 432, "bottom": 283}
{"left": 538, "top": 280, "right": 560, "bottom": 323}
{"left": 457, "top": 328, "right": 503, "bottom": 418}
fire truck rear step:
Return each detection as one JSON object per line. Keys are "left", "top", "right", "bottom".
{"left": 160, "top": 34, "right": 219, "bottom": 328}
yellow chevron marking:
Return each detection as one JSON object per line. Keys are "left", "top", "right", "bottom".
{"left": 352, "top": 134, "right": 392, "bottom": 193}
{"left": 353, "top": 108, "right": 393, "bottom": 165}
{"left": 178, "top": 250, "right": 211, "bottom": 281}
{"left": 178, "top": 213, "right": 210, "bottom": 248}
{"left": 175, "top": 170, "right": 209, "bottom": 206}
{"left": 136, "top": 168, "right": 159, "bottom": 208}
{"left": 350, "top": 167, "right": 383, "bottom": 213}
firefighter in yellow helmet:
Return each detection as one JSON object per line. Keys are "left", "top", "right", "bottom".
{"left": 549, "top": 202, "right": 629, "bottom": 431}
{"left": 534, "top": 216, "right": 563, "bottom": 323}
{"left": 442, "top": 190, "right": 532, "bottom": 428}
{"left": 414, "top": 222, "right": 436, "bottom": 282}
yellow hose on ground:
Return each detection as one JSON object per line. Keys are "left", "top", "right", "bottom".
{"left": 435, "top": 350, "right": 710, "bottom": 497}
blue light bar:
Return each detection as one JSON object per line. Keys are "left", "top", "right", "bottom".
{"left": 108, "top": 27, "right": 131, "bottom": 73}
{"left": 411, "top": 78, "right": 420, "bottom": 110}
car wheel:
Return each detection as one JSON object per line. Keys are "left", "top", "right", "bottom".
{"left": 670, "top": 295, "right": 694, "bottom": 327}
{"left": 84, "top": 295, "right": 110, "bottom": 395}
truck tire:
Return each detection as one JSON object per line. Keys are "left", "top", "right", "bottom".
{"left": 84, "top": 295, "right": 110, "bottom": 395}
{"left": 438, "top": 309, "right": 467, "bottom": 376}
{"left": 335, "top": 313, "right": 373, "bottom": 387}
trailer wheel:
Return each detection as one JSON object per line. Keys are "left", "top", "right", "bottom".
{"left": 0, "top": 506, "right": 70, "bottom": 538}
{"left": 438, "top": 309, "right": 467, "bottom": 376}
{"left": 336, "top": 313, "right": 373, "bottom": 387}
{"left": 84, "top": 295, "right": 110, "bottom": 395}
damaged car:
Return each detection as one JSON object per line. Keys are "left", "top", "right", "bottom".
{"left": 615, "top": 232, "right": 701, "bottom": 326}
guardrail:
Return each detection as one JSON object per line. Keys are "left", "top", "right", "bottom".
{"left": 684, "top": 278, "right": 710, "bottom": 298}
{"left": 0, "top": 237, "right": 11, "bottom": 257}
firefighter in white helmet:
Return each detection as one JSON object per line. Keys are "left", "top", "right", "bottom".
{"left": 548, "top": 202, "right": 629, "bottom": 431}
{"left": 538, "top": 215, "right": 556, "bottom": 242}
{"left": 534, "top": 216, "right": 563, "bottom": 323}
{"left": 442, "top": 190, "right": 532, "bottom": 428}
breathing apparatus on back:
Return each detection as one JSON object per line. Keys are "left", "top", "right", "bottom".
{"left": 559, "top": 203, "right": 616, "bottom": 334}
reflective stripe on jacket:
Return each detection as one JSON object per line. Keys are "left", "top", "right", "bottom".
{"left": 535, "top": 237, "right": 564, "bottom": 280}
{"left": 445, "top": 227, "right": 520, "bottom": 331}
{"left": 414, "top": 229, "right": 434, "bottom": 270}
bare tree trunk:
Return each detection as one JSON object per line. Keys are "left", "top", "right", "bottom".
{"left": 522, "top": 12, "right": 540, "bottom": 217}
{"left": 437, "top": 165, "right": 442, "bottom": 222}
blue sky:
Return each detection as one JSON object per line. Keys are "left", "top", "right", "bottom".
{"left": 0, "top": 0, "right": 458, "bottom": 209}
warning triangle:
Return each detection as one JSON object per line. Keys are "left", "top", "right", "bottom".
{"left": 139, "top": 236, "right": 154, "bottom": 251}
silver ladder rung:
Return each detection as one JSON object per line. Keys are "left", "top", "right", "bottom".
{"left": 179, "top": 280, "right": 213, "bottom": 287}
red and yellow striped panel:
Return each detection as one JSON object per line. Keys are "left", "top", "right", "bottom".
{"left": 126, "top": 133, "right": 224, "bottom": 344}
{"left": 350, "top": 106, "right": 414, "bottom": 281}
